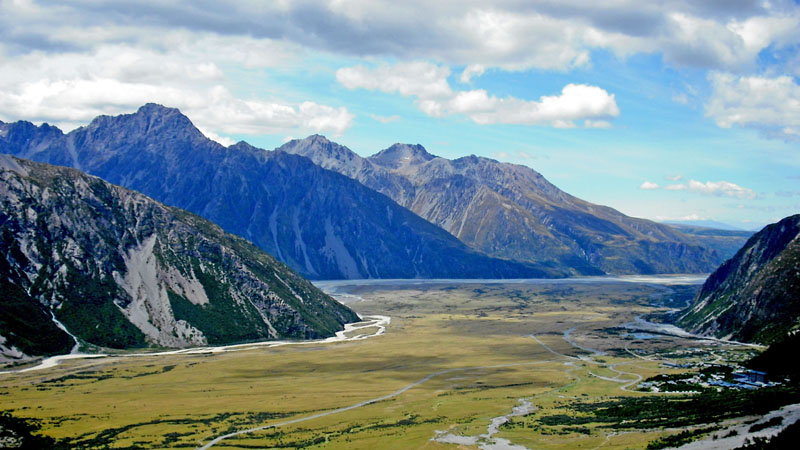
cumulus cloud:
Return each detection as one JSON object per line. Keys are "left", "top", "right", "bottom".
{"left": 452, "top": 84, "right": 619, "bottom": 126}
{"left": 658, "top": 179, "right": 756, "bottom": 199}
{"left": 640, "top": 181, "right": 660, "bottom": 190}
{"left": 705, "top": 72, "right": 800, "bottom": 140}
{"left": 337, "top": 62, "right": 619, "bottom": 127}
{"left": 686, "top": 180, "right": 756, "bottom": 199}
{"left": 0, "top": 43, "right": 353, "bottom": 137}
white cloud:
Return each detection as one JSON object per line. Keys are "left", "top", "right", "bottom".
{"left": 0, "top": 43, "right": 353, "bottom": 137}
{"left": 338, "top": 62, "right": 619, "bottom": 127}
{"left": 369, "top": 114, "right": 401, "bottom": 124}
{"left": 1, "top": 1, "right": 798, "bottom": 141}
{"left": 655, "top": 213, "right": 708, "bottom": 222}
{"left": 4, "top": 1, "right": 797, "bottom": 74}
{"left": 640, "top": 181, "right": 660, "bottom": 190}
{"left": 197, "top": 127, "right": 236, "bottom": 147}
{"left": 454, "top": 84, "right": 619, "bottom": 126}
{"left": 460, "top": 64, "right": 485, "bottom": 83}
{"left": 336, "top": 62, "right": 453, "bottom": 98}
{"left": 706, "top": 72, "right": 800, "bottom": 140}
{"left": 664, "top": 174, "right": 683, "bottom": 181}
{"left": 679, "top": 214, "right": 706, "bottom": 221}
{"left": 661, "top": 179, "right": 756, "bottom": 199}
{"left": 584, "top": 120, "right": 613, "bottom": 128}
{"left": 447, "top": 8, "right": 593, "bottom": 71}
{"left": 686, "top": 180, "right": 756, "bottom": 199}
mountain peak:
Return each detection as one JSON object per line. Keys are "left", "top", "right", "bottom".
{"left": 306, "top": 134, "right": 331, "bottom": 144}
{"left": 84, "top": 103, "right": 204, "bottom": 142}
{"left": 280, "top": 134, "right": 358, "bottom": 160}
{"left": 370, "top": 143, "right": 435, "bottom": 170}
{"left": 137, "top": 102, "right": 180, "bottom": 117}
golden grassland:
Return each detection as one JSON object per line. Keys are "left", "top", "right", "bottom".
{"left": 0, "top": 281, "right": 754, "bottom": 449}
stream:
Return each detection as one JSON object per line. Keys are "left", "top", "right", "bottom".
{"left": 432, "top": 399, "right": 537, "bottom": 450}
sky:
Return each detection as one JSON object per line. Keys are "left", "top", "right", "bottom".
{"left": 1, "top": 1, "right": 799, "bottom": 230}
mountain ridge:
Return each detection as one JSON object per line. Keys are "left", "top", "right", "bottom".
{"left": 677, "top": 214, "right": 800, "bottom": 344}
{"left": 0, "top": 155, "right": 358, "bottom": 363}
{"left": 279, "top": 135, "right": 730, "bottom": 275}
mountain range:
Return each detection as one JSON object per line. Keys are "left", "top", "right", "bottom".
{"left": 0, "top": 155, "right": 357, "bottom": 362}
{"left": 0, "top": 104, "right": 749, "bottom": 279}
{"left": 678, "top": 214, "right": 800, "bottom": 344}
{"left": 0, "top": 104, "right": 552, "bottom": 280}
{"left": 280, "top": 135, "right": 731, "bottom": 274}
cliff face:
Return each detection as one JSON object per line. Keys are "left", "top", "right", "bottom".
{"left": 0, "top": 155, "right": 358, "bottom": 363}
{"left": 0, "top": 105, "right": 557, "bottom": 280}
{"left": 280, "top": 135, "right": 725, "bottom": 275}
{"left": 677, "top": 215, "right": 800, "bottom": 344}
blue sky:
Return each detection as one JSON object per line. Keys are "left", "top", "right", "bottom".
{"left": 1, "top": 1, "right": 799, "bottom": 230}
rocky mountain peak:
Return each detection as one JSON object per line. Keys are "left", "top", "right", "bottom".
{"left": 278, "top": 134, "right": 365, "bottom": 177}
{"left": 228, "top": 140, "right": 262, "bottom": 153}
{"left": 306, "top": 134, "right": 331, "bottom": 144}
{"left": 287, "top": 134, "right": 355, "bottom": 158}
{"left": 370, "top": 143, "right": 435, "bottom": 170}
{"left": 84, "top": 102, "right": 204, "bottom": 142}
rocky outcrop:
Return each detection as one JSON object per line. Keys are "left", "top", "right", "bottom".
{"left": 0, "top": 155, "right": 358, "bottom": 362}
{"left": 677, "top": 215, "right": 800, "bottom": 344}
{"left": 0, "top": 105, "right": 558, "bottom": 280}
{"left": 280, "top": 135, "right": 725, "bottom": 275}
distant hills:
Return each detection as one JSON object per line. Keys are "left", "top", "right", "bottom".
{"left": 678, "top": 214, "right": 800, "bottom": 344}
{"left": 0, "top": 155, "right": 358, "bottom": 362}
{"left": 662, "top": 219, "right": 746, "bottom": 231}
{"left": 0, "top": 104, "right": 749, "bottom": 279}
{"left": 281, "top": 135, "right": 735, "bottom": 274}
{"left": 664, "top": 224, "right": 754, "bottom": 264}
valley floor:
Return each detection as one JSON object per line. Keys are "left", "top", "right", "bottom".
{"left": 0, "top": 277, "right": 787, "bottom": 449}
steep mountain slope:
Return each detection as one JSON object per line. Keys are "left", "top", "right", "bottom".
{"left": 280, "top": 135, "right": 721, "bottom": 275}
{"left": 0, "top": 105, "right": 556, "bottom": 280}
{"left": 0, "top": 155, "right": 358, "bottom": 362}
{"left": 677, "top": 215, "right": 800, "bottom": 344}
